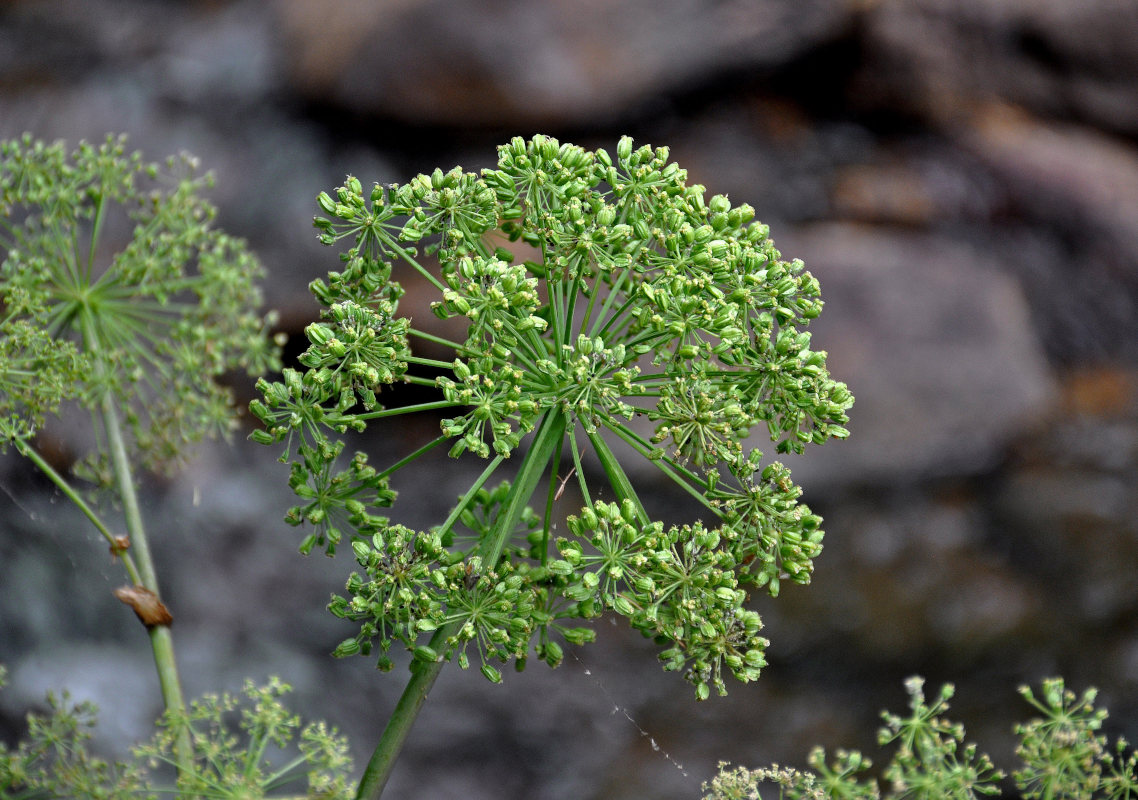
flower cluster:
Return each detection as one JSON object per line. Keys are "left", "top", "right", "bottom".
{"left": 255, "top": 135, "right": 852, "bottom": 698}
{"left": 555, "top": 500, "right": 768, "bottom": 698}
{"left": 0, "top": 134, "right": 280, "bottom": 475}
{"left": 0, "top": 668, "right": 353, "bottom": 800}
{"left": 705, "top": 677, "right": 1138, "bottom": 800}
{"left": 1014, "top": 679, "right": 1138, "bottom": 799}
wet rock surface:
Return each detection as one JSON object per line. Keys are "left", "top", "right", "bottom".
{"left": 2, "top": 1, "right": 1138, "bottom": 797}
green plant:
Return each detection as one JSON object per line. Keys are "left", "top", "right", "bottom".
{"left": 0, "top": 669, "right": 352, "bottom": 800}
{"left": 252, "top": 134, "right": 853, "bottom": 797}
{"left": 703, "top": 677, "right": 1138, "bottom": 800}
{"left": 1, "top": 132, "right": 853, "bottom": 799}
{"left": 0, "top": 134, "right": 350, "bottom": 797}
{"left": 0, "top": 665, "right": 151, "bottom": 800}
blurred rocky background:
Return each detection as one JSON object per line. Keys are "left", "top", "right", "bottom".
{"left": 2, "top": 0, "right": 1138, "bottom": 798}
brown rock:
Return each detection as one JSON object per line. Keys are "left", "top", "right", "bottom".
{"left": 1060, "top": 367, "right": 1137, "bottom": 418}
{"left": 831, "top": 162, "right": 938, "bottom": 226}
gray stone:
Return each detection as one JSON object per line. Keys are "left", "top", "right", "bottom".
{"left": 960, "top": 103, "right": 1138, "bottom": 261}
{"left": 773, "top": 222, "right": 1058, "bottom": 487}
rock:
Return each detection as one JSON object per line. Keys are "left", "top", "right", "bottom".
{"left": 3, "top": 2, "right": 1137, "bottom": 797}
{"left": 577, "top": 220, "right": 1057, "bottom": 494}
{"left": 1060, "top": 367, "right": 1138, "bottom": 420}
{"left": 830, "top": 161, "right": 940, "bottom": 226}
{"left": 858, "top": 0, "right": 1138, "bottom": 136}
{"left": 773, "top": 222, "right": 1058, "bottom": 487}
{"left": 271, "top": 0, "right": 854, "bottom": 127}
{"left": 991, "top": 367, "right": 1138, "bottom": 626}
{"left": 961, "top": 103, "right": 1138, "bottom": 261}
{"left": 769, "top": 487, "right": 1045, "bottom": 659}
{"left": 670, "top": 104, "right": 876, "bottom": 226}
{"left": 1, "top": 644, "right": 163, "bottom": 760}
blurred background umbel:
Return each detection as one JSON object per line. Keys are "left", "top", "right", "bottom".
{"left": 2, "top": 2, "right": 1137, "bottom": 798}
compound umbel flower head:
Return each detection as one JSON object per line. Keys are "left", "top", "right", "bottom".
{"left": 0, "top": 134, "right": 281, "bottom": 479}
{"left": 253, "top": 135, "right": 852, "bottom": 700}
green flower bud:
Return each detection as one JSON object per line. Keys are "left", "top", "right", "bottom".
{"left": 618, "top": 136, "right": 633, "bottom": 162}
{"left": 412, "top": 646, "right": 438, "bottom": 664}
{"left": 509, "top": 617, "right": 530, "bottom": 636}
{"left": 620, "top": 498, "right": 637, "bottom": 524}
{"left": 249, "top": 429, "right": 276, "bottom": 445}
{"left": 634, "top": 576, "right": 656, "bottom": 594}
{"left": 306, "top": 323, "right": 333, "bottom": 346}
{"left": 565, "top": 583, "right": 593, "bottom": 601}
{"left": 561, "top": 627, "right": 595, "bottom": 645}
{"left": 548, "top": 559, "right": 574, "bottom": 576}
{"left": 612, "top": 594, "right": 635, "bottom": 616}
{"left": 480, "top": 664, "right": 503, "bottom": 684}
{"left": 581, "top": 505, "right": 601, "bottom": 529}
{"left": 542, "top": 640, "right": 563, "bottom": 666}
{"left": 715, "top": 587, "right": 739, "bottom": 605}
{"left": 351, "top": 540, "right": 371, "bottom": 563}
{"left": 333, "top": 638, "right": 361, "bottom": 657}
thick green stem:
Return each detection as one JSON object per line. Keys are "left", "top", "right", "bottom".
{"left": 376, "top": 434, "right": 450, "bottom": 481}
{"left": 476, "top": 410, "right": 567, "bottom": 566}
{"left": 101, "top": 380, "right": 191, "bottom": 755}
{"left": 352, "top": 627, "right": 449, "bottom": 800}
{"left": 356, "top": 400, "right": 458, "bottom": 421}
{"left": 354, "top": 410, "right": 567, "bottom": 800}
{"left": 539, "top": 435, "right": 566, "bottom": 566}
{"left": 100, "top": 394, "right": 158, "bottom": 589}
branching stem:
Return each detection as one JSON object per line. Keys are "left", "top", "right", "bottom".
{"left": 12, "top": 434, "right": 143, "bottom": 586}
{"left": 81, "top": 309, "right": 191, "bottom": 773}
{"left": 355, "top": 410, "right": 566, "bottom": 800}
